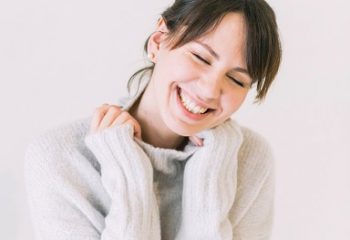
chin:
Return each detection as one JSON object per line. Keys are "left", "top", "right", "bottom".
{"left": 161, "top": 105, "right": 209, "bottom": 137}
{"left": 165, "top": 119, "right": 204, "bottom": 137}
{"left": 166, "top": 122, "right": 190, "bottom": 137}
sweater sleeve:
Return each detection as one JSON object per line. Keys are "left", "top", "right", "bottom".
{"left": 229, "top": 129, "right": 275, "bottom": 240}
{"left": 175, "top": 119, "right": 243, "bottom": 240}
{"left": 24, "top": 123, "right": 161, "bottom": 240}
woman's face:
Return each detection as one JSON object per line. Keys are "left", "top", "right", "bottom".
{"left": 149, "top": 12, "right": 252, "bottom": 136}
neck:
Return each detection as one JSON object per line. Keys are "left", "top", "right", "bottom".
{"left": 128, "top": 84, "right": 188, "bottom": 150}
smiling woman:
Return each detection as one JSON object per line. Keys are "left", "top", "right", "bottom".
{"left": 134, "top": 13, "right": 253, "bottom": 138}
{"left": 24, "top": 0, "right": 282, "bottom": 239}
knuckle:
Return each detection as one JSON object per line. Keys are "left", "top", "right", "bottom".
{"left": 94, "top": 106, "right": 104, "bottom": 112}
{"left": 94, "top": 109, "right": 106, "bottom": 118}
{"left": 119, "top": 110, "right": 129, "bottom": 118}
{"left": 109, "top": 106, "right": 122, "bottom": 113}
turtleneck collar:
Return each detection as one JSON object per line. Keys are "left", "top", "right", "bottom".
{"left": 117, "top": 77, "right": 200, "bottom": 173}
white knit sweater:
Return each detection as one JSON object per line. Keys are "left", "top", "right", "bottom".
{"left": 24, "top": 81, "right": 275, "bottom": 240}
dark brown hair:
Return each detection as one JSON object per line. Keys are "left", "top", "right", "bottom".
{"left": 127, "top": 0, "right": 282, "bottom": 104}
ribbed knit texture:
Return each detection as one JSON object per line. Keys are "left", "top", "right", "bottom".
{"left": 24, "top": 79, "right": 275, "bottom": 240}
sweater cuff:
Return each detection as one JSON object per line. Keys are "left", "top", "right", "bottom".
{"left": 84, "top": 124, "right": 161, "bottom": 239}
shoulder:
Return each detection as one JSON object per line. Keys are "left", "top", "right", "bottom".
{"left": 229, "top": 122, "right": 275, "bottom": 231}
{"left": 24, "top": 116, "right": 110, "bottom": 226}
{"left": 26, "top": 115, "right": 92, "bottom": 152}
{"left": 239, "top": 125, "right": 274, "bottom": 158}
{"left": 235, "top": 122, "right": 275, "bottom": 179}
{"left": 25, "top": 115, "right": 93, "bottom": 158}
{"left": 24, "top": 114, "right": 99, "bottom": 183}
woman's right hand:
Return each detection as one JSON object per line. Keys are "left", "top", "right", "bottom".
{"left": 88, "top": 103, "right": 205, "bottom": 147}
{"left": 88, "top": 103, "right": 142, "bottom": 140}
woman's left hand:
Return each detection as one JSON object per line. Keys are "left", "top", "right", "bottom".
{"left": 189, "top": 135, "right": 204, "bottom": 147}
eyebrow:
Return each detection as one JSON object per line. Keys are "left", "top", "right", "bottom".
{"left": 193, "top": 40, "right": 251, "bottom": 79}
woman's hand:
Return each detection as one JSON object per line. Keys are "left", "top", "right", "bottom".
{"left": 88, "top": 103, "right": 204, "bottom": 147}
{"left": 84, "top": 103, "right": 161, "bottom": 239}
{"left": 189, "top": 135, "right": 204, "bottom": 147}
{"left": 88, "top": 103, "right": 142, "bottom": 140}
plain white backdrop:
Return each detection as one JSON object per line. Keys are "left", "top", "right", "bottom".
{"left": 0, "top": 0, "right": 349, "bottom": 239}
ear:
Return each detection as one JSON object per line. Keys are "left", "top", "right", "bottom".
{"left": 147, "top": 16, "right": 169, "bottom": 63}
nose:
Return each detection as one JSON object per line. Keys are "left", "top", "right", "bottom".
{"left": 196, "top": 72, "right": 222, "bottom": 101}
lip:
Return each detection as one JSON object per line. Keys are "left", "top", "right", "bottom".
{"left": 175, "top": 86, "right": 212, "bottom": 121}
{"left": 178, "top": 87, "right": 215, "bottom": 110}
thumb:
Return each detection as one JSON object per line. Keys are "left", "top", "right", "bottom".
{"left": 125, "top": 119, "right": 142, "bottom": 140}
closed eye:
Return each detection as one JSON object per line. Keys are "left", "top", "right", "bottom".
{"left": 227, "top": 76, "right": 244, "bottom": 87}
{"left": 192, "top": 52, "right": 211, "bottom": 65}
{"left": 192, "top": 52, "right": 245, "bottom": 88}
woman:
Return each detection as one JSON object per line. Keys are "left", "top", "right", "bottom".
{"left": 25, "top": 0, "right": 281, "bottom": 239}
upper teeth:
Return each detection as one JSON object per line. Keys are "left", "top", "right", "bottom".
{"left": 179, "top": 89, "right": 208, "bottom": 114}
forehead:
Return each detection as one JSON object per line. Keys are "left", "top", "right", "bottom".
{"left": 166, "top": 12, "right": 248, "bottom": 66}
{"left": 198, "top": 12, "right": 247, "bottom": 52}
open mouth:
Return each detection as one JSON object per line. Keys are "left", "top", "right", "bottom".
{"left": 176, "top": 86, "right": 214, "bottom": 115}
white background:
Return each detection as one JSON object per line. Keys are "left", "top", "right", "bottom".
{"left": 0, "top": 0, "right": 349, "bottom": 239}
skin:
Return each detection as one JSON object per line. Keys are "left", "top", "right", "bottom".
{"left": 88, "top": 12, "right": 252, "bottom": 149}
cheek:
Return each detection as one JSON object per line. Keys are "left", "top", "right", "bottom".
{"left": 223, "top": 93, "right": 245, "bottom": 113}
{"left": 159, "top": 52, "right": 198, "bottom": 82}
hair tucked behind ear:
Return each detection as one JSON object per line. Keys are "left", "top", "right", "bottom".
{"left": 127, "top": 0, "right": 282, "bottom": 104}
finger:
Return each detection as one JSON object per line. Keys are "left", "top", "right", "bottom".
{"left": 111, "top": 111, "right": 142, "bottom": 139}
{"left": 98, "top": 106, "right": 122, "bottom": 130}
{"left": 131, "top": 118, "right": 142, "bottom": 140}
{"left": 125, "top": 118, "right": 134, "bottom": 131}
{"left": 189, "top": 135, "right": 203, "bottom": 146}
{"left": 110, "top": 111, "right": 131, "bottom": 126}
{"left": 125, "top": 118, "right": 142, "bottom": 139}
{"left": 90, "top": 104, "right": 111, "bottom": 134}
